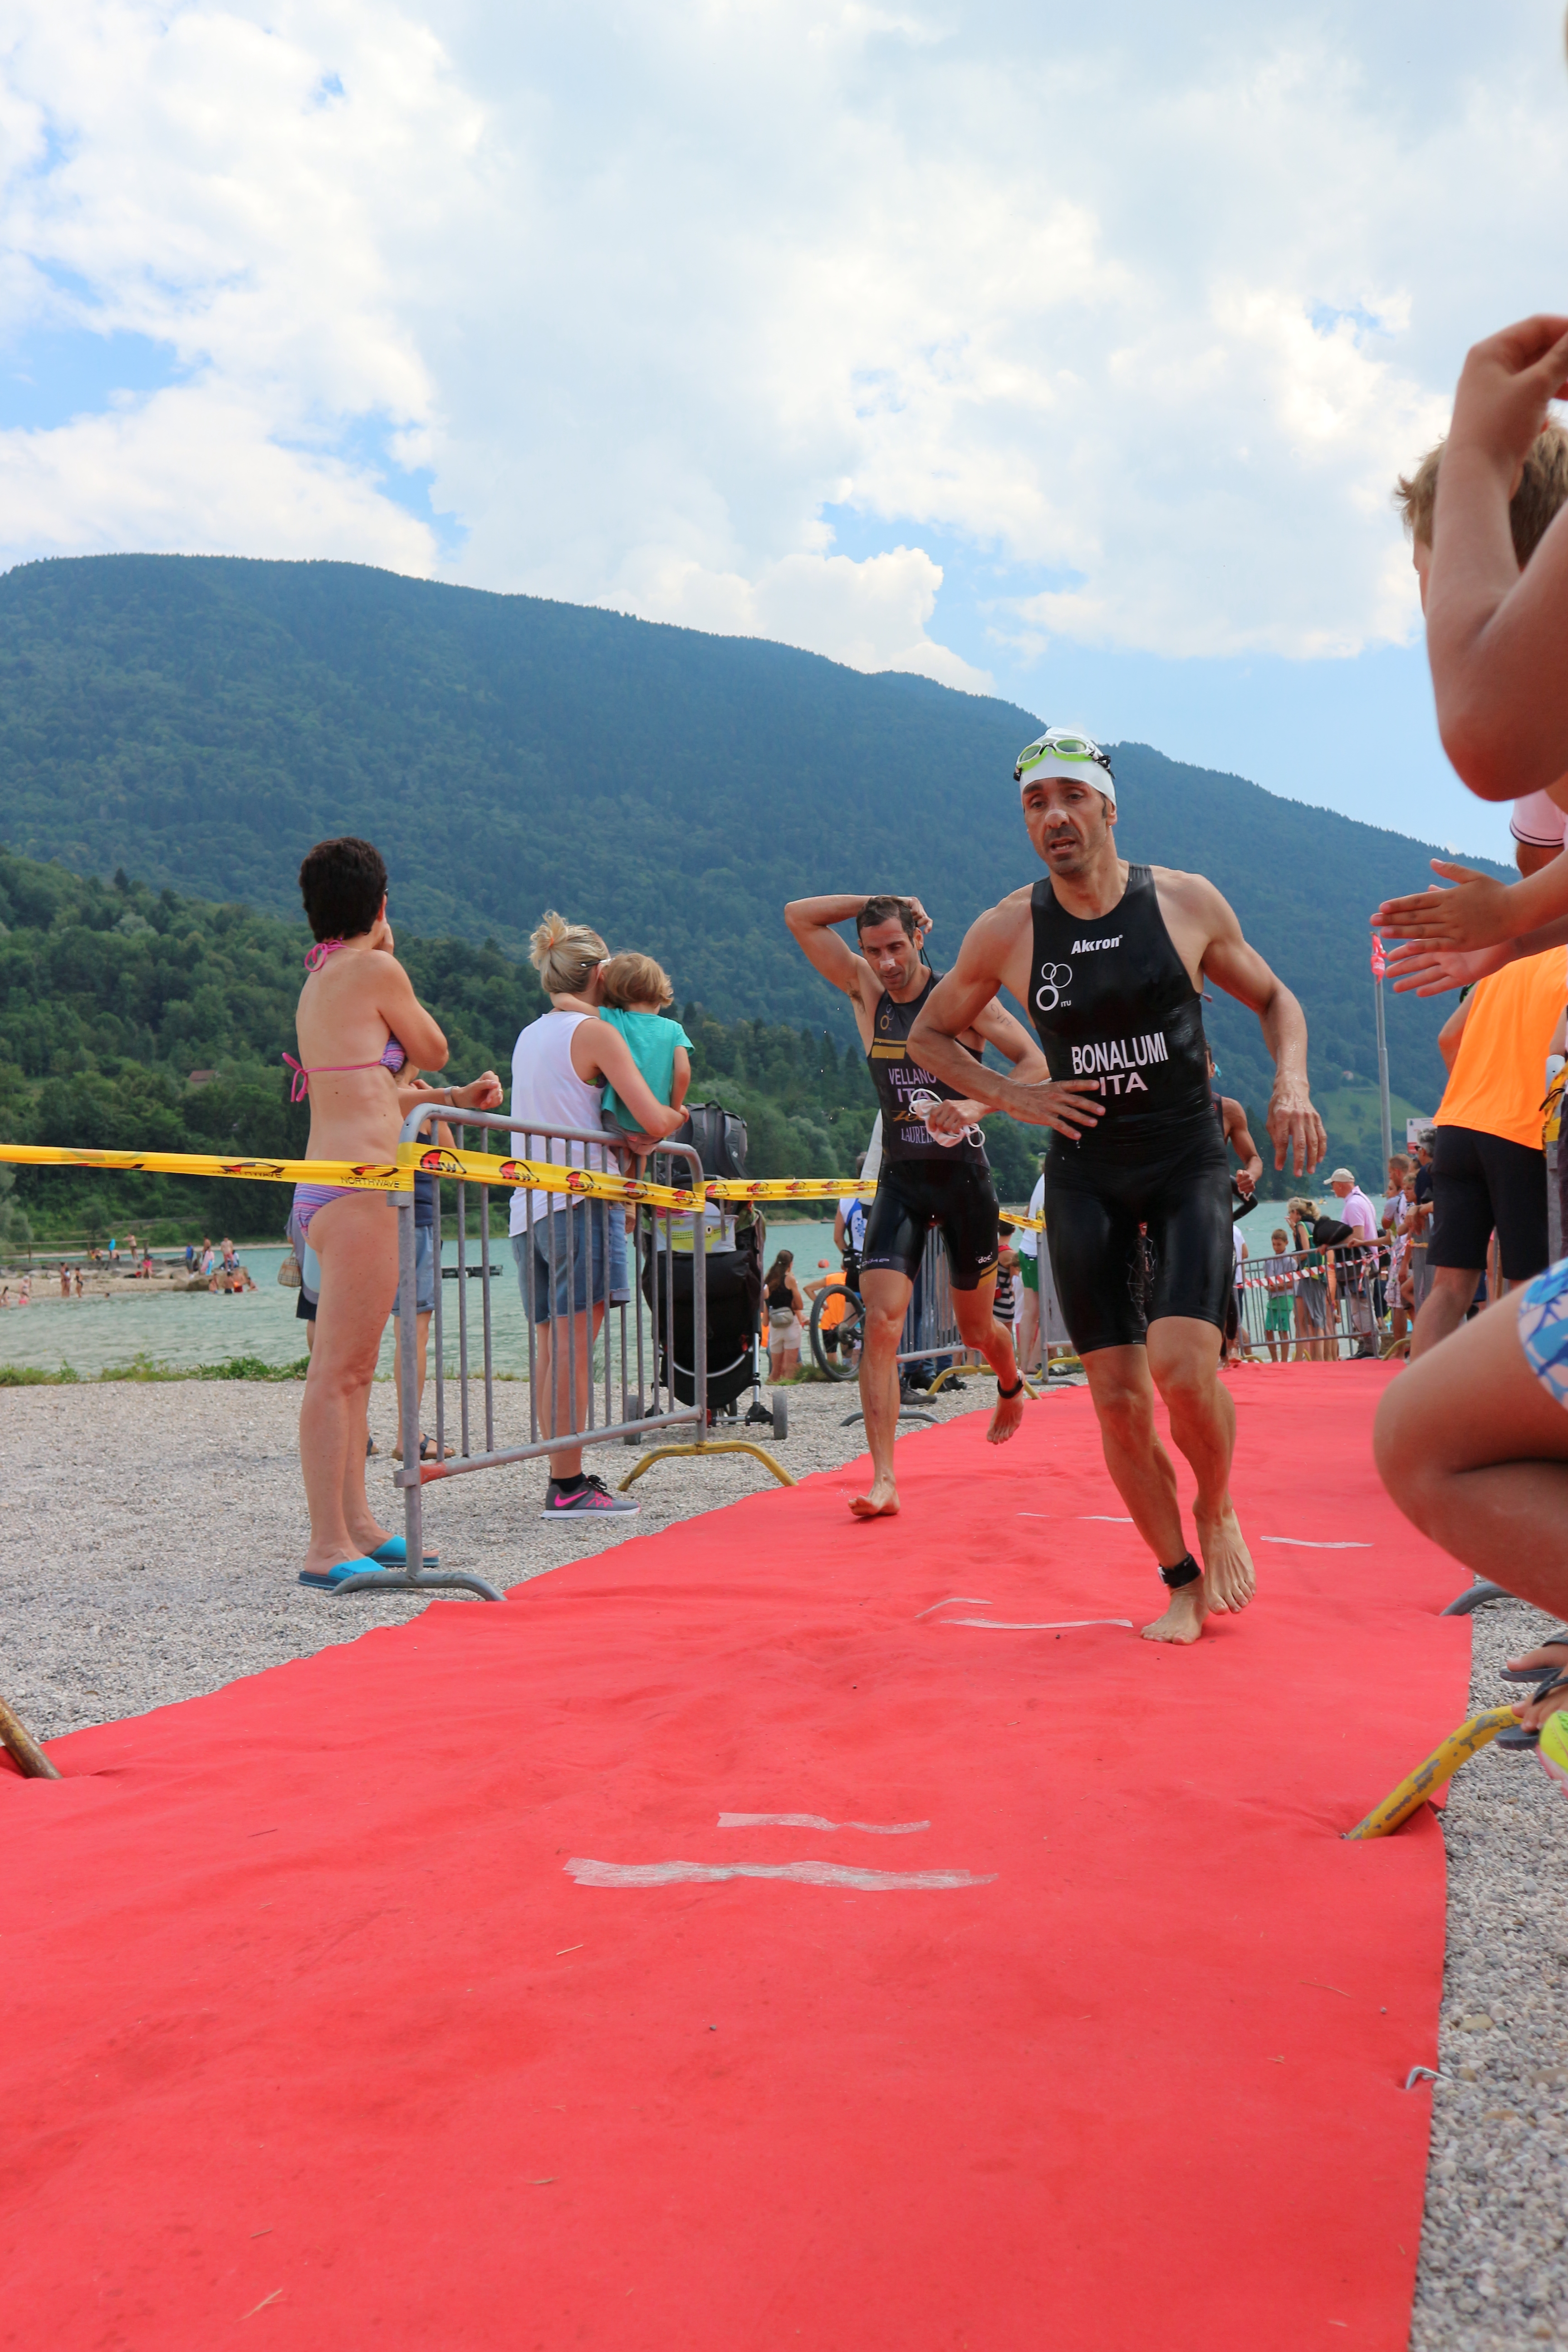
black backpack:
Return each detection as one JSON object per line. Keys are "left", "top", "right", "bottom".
{"left": 668, "top": 1101, "right": 748, "bottom": 1181}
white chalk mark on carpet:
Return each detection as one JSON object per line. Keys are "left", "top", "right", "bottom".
{"left": 1257, "top": 1538, "right": 1371, "bottom": 1549}
{"left": 914, "top": 1596, "right": 989, "bottom": 1618}
{"left": 718, "top": 1813, "right": 930, "bottom": 1835}
{"left": 943, "top": 1617, "right": 1134, "bottom": 1632}
{"left": 566, "top": 1859, "right": 994, "bottom": 1891}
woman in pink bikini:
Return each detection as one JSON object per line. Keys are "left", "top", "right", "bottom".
{"left": 288, "top": 837, "right": 460, "bottom": 1589}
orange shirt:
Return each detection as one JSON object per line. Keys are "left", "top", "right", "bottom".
{"left": 1435, "top": 947, "right": 1567, "bottom": 1148}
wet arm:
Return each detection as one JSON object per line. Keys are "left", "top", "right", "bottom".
{"left": 1195, "top": 892, "right": 1323, "bottom": 1175}
{"left": 1225, "top": 1099, "right": 1264, "bottom": 1194}
{"left": 967, "top": 994, "right": 1050, "bottom": 1088}
{"left": 910, "top": 914, "right": 1102, "bottom": 1138}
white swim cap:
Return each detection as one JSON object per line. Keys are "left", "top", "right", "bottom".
{"left": 1014, "top": 727, "right": 1116, "bottom": 808}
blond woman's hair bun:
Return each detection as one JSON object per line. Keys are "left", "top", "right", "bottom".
{"left": 530, "top": 911, "right": 609, "bottom": 995}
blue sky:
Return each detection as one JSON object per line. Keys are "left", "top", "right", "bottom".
{"left": 3, "top": 0, "right": 1564, "bottom": 864}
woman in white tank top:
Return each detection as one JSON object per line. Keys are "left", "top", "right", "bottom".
{"left": 511, "top": 915, "right": 683, "bottom": 1514}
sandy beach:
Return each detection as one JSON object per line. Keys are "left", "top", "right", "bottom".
{"left": 0, "top": 1373, "right": 1563, "bottom": 2347}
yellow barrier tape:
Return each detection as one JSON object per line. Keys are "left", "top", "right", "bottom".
{"left": 0, "top": 1139, "right": 1052, "bottom": 1227}
{"left": 0, "top": 1143, "right": 407, "bottom": 1191}
{"left": 708, "top": 1176, "right": 871, "bottom": 1201}
{"left": 397, "top": 1144, "right": 699, "bottom": 1210}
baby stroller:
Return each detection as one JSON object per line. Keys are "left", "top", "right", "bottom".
{"left": 634, "top": 1105, "right": 788, "bottom": 1443}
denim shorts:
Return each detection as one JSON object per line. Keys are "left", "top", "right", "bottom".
{"left": 1518, "top": 1259, "right": 1568, "bottom": 1411}
{"left": 1297, "top": 1276, "right": 1328, "bottom": 1332}
{"left": 514, "top": 1201, "right": 609, "bottom": 1324}
{"left": 391, "top": 1224, "right": 436, "bottom": 1318}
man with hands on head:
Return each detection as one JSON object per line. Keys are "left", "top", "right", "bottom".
{"left": 911, "top": 727, "right": 1324, "bottom": 1644}
{"left": 783, "top": 888, "right": 1049, "bottom": 1519}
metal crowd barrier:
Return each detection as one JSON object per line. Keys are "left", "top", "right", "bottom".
{"left": 897, "top": 1231, "right": 968, "bottom": 1379}
{"left": 1228, "top": 1234, "right": 1412, "bottom": 1362}
{"left": 333, "top": 1109, "right": 794, "bottom": 1604}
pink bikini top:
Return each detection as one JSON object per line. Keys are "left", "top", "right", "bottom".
{"left": 285, "top": 937, "right": 409, "bottom": 1102}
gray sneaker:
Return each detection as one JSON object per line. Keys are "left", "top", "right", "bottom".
{"left": 541, "top": 1474, "right": 639, "bottom": 1519}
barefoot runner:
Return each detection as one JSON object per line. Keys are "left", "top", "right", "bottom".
{"left": 784, "top": 890, "right": 1049, "bottom": 1518}
{"left": 911, "top": 728, "right": 1325, "bottom": 1640}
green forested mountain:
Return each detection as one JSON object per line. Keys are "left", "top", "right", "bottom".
{"left": 0, "top": 551, "right": 1499, "bottom": 1207}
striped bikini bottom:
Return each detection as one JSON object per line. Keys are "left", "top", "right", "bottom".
{"left": 291, "top": 1181, "right": 363, "bottom": 1240}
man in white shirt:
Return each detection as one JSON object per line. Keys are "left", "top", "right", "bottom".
{"left": 1328, "top": 1167, "right": 1380, "bottom": 1359}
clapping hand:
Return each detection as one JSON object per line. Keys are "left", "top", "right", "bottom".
{"left": 1371, "top": 862, "right": 1515, "bottom": 951}
{"left": 1379, "top": 937, "right": 1513, "bottom": 998}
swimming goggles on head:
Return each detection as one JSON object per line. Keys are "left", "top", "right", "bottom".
{"left": 1014, "top": 727, "right": 1117, "bottom": 805}
{"left": 908, "top": 1089, "right": 985, "bottom": 1149}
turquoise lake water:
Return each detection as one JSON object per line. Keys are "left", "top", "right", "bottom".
{"left": 0, "top": 1222, "right": 840, "bottom": 1379}
{"left": 0, "top": 1199, "right": 1315, "bottom": 1381}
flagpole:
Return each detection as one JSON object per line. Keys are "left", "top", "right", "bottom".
{"left": 1372, "top": 937, "right": 1394, "bottom": 1173}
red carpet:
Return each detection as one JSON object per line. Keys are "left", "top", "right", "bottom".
{"left": 2, "top": 1363, "right": 1469, "bottom": 2351}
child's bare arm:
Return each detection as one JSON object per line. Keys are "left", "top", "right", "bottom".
{"left": 671, "top": 1045, "right": 691, "bottom": 1112}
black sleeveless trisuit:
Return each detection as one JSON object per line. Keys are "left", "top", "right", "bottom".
{"left": 1027, "top": 867, "right": 1231, "bottom": 1352}
{"left": 861, "top": 972, "right": 1000, "bottom": 1289}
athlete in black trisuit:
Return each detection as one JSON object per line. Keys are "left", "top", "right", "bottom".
{"left": 1209, "top": 1048, "right": 1264, "bottom": 1359}
{"left": 784, "top": 890, "right": 1051, "bottom": 1518}
{"left": 911, "top": 730, "right": 1325, "bottom": 1640}
{"left": 1209, "top": 1050, "right": 1264, "bottom": 1214}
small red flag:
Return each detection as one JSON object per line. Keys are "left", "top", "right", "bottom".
{"left": 1371, "top": 936, "right": 1387, "bottom": 979}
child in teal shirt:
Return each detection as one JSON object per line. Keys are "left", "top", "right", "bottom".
{"left": 598, "top": 952, "right": 691, "bottom": 1143}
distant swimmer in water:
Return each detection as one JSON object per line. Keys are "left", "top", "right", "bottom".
{"left": 784, "top": 887, "right": 1051, "bottom": 1519}
{"left": 912, "top": 728, "right": 1325, "bottom": 1641}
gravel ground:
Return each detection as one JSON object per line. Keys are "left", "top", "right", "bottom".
{"left": 1412, "top": 1592, "right": 1568, "bottom": 2352}
{"left": 0, "top": 1371, "right": 992, "bottom": 1737}
{"left": 2, "top": 1372, "right": 1564, "bottom": 2348}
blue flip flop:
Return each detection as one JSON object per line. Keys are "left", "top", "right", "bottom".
{"left": 368, "top": 1536, "right": 440, "bottom": 1569}
{"left": 298, "top": 1557, "right": 381, "bottom": 1590}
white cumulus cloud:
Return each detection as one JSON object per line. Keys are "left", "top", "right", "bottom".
{"left": 0, "top": 0, "right": 1565, "bottom": 685}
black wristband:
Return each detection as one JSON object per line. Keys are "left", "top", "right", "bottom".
{"left": 1158, "top": 1554, "right": 1201, "bottom": 1589}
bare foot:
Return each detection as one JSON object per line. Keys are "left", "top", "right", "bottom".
{"left": 986, "top": 1385, "right": 1026, "bottom": 1445}
{"left": 1142, "top": 1583, "right": 1208, "bottom": 1643}
{"left": 849, "top": 1476, "right": 900, "bottom": 1519}
{"left": 1195, "top": 1499, "right": 1255, "bottom": 1614}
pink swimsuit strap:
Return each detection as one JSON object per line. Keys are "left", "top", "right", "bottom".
{"left": 283, "top": 1036, "right": 408, "bottom": 1102}
{"left": 291, "top": 942, "right": 409, "bottom": 1098}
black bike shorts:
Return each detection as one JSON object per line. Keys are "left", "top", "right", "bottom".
{"left": 1043, "top": 1122, "right": 1232, "bottom": 1356}
{"left": 1429, "top": 1122, "right": 1549, "bottom": 1281}
{"left": 861, "top": 1161, "right": 1000, "bottom": 1291}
